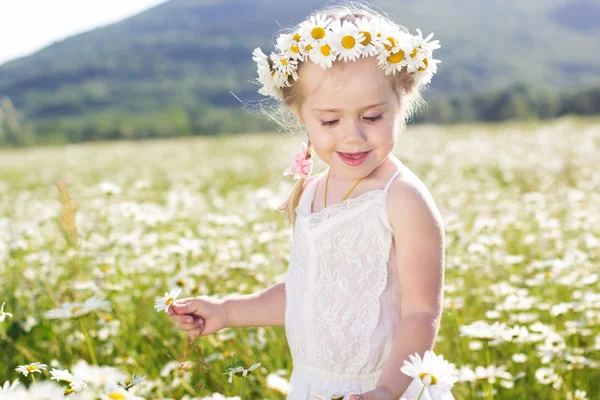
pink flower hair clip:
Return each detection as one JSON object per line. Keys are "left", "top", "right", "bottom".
{"left": 283, "top": 141, "right": 313, "bottom": 180}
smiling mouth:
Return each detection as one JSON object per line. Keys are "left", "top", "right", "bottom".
{"left": 338, "top": 151, "right": 370, "bottom": 159}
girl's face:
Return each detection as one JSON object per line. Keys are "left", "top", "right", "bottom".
{"left": 292, "top": 55, "right": 405, "bottom": 180}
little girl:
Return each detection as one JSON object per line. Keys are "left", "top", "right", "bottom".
{"left": 168, "top": 3, "right": 451, "bottom": 400}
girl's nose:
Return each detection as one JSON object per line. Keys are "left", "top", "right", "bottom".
{"left": 342, "top": 119, "right": 366, "bottom": 143}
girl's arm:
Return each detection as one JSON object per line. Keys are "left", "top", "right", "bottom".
{"left": 223, "top": 281, "right": 286, "bottom": 328}
{"left": 374, "top": 179, "right": 445, "bottom": 398}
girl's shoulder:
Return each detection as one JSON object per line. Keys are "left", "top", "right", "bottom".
{"left": 386, "top": 167, "right": 444, "bottom": 235}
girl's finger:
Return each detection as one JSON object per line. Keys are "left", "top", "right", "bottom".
{"left": 178, "top": 321, "right": 205, "bottom": 331}
{"left": 171, "top": 314, "right": 195, "bottom": 324}
{"left": 186, "top": 329, "right": 202, "bottom": 340}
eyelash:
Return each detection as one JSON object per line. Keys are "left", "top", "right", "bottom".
{"left": 320, "top": 114, "right": 383, "bottom": 127}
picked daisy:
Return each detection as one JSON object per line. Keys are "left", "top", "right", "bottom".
{"left": 0, "top": 302, "right": 12, "bottom": 322}
{"left": 45, "top": 296, "right": 112, "bottom": 319}
{"left": 298, "top": 13, "right": 333, "bottom": 48}
{"left": 328, "top": 19, "right": 365, "bottom": 62}
{"left": 400, "top": 350, "right": 458, "bottom": 399}
{"left": 15, "top": 362, "right": 48, "bottom": 377}
{"left": 154, "top": 287, "right": 182, "bottom": 313}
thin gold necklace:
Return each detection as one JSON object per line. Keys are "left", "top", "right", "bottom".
{"left": 324, "top": 168, "right": 364, "bottom": 208}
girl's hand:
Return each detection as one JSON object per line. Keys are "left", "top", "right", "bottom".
{"left": 167, "top": 296, "right": 228, "bottom": 340}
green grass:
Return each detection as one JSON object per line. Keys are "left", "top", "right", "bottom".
{"left": 1, "top": 116, "right": 599, "bottom": 399}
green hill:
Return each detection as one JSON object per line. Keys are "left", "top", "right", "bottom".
{"left": 0, "top": 0, "right": 599, "bottom": 143}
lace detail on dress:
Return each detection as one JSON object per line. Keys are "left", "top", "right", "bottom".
{"left": 308, "top": 210, "right": 392, "bottom": 375}
{"left": 306, "top": 190, "right": 385, "bottom": 230}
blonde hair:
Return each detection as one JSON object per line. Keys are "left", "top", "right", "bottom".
{"left": 261, "top": 1, "right": 427, "bottom": 229}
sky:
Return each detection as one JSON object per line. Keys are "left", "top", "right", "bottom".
{"left": 0, "top": 0, "right": 168, "bottom": 66}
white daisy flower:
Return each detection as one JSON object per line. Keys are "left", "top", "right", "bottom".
{"left": 406, "top": 29, "right": 441, "bottom": 73}
{"left": 328, "top": 19, "right": 365, "bottom": 62}
{"left": 154, "top": 287, "right": 182, "bottom": 313}
{"left": 376, "top": 31, "right": 412, "bottom": 75}
{"left": 1, "top": 379, "right": 20, "bottom": 393}
{"left": 400, "top": 350, "right": 458, "bottom": 399}
{"left": 0, "top": 302, "right": 12, "bottom": 322}
{"left": 118, "top": 373, "right": 146, "bottom": 390}
{"left": 276, "top": 32, "right": 304, "bottom": 61}
{"left": 252, "top": 47, "right": 269, "bottom": 68}
{"left": 355, "top": 17, "right": 383, "bottom": 57}
{"left": 15, "top": 362, "right": 48, "bottom": 377}
{"left": 50, "top": 368, "right": 88, "bottom": 394}
{"left": 168, "top": 274, "right": 196, "bottom": 290}
{"left": 100, "top": 382, "right": 145, "bottom": 400}
{"left": 270, "top": 52, "right": 298, "bottom": 76}
{"left": 68, "top": 377, "right": 88, "bottom": 393}
{"left": 45, "top": 296, "right": 112, "bottom": 319}
{"left": 414, "top": 56, "right": 441, "bottom": 87}
{"left": 308, "top": 39, "right": 336, "bottom": 69}
{"left": 50, "top": 368, "right": 75, "bottom": 383}
{"left": 298, "top": 13, "right": 333, "bottom": 47}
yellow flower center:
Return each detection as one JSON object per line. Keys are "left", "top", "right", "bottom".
{"left": 101, "top": 265, "right": 110, "bottom": 272}
{"left": 104, "top": 315, "right": 114, "bottom": 322}
{"left": 71, "top": 306, "right": 84, "bottom": 314}
{"left": 109, "top": 393, "right": 125, "bottom": 399}
{"left": 311, "top": 26, "right": 326, "bottom": 40}
{"left": 320, "top": 44, "right": 331, "bottom": 56}
{"left": 384, "top": 36, "right": 397, "bottom": 51}
{"left": 291, "top": 44, "right": 299, "bottom": 53}
{"left": 360, "top": 31, "right": 371, "bottom": 45}
{"left": 26, "top": 366, "right": 38, "bottom": 372}
{"left": 387, "top": 50, "right": 405, "bottom": 64}
{"left": 545, "top": 272, "right": 552, "bottom": 279}
{"left": 293, "top": 33, "right": 301, "bottom": 41}
{"left": 305, "top": 44, "right": 313, "bottom": 51}
{"left": 342, "top": 35, "right": 355, "bottom": 49}
{"left": 419, "top": 58, "right": 429, "bottom": 71}
{"left": 419, "top": 372, "right": 438, "bottom": 385}
{"left": 410, "top": 48, "right": 418, "bottom": 58}
{"left": 165, "top": 297, "right": 174, "bottom": 305}
{"left": 176, "top": 279, "right": 186, "bottom": 287}
{"left": 280, "top": 58, "right": 288, "bottom": 65}
{"left": 64, "top": 389, "right": 75, "bottom": 395}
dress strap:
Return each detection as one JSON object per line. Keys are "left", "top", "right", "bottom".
{"left": 383, "top": 168, "right": 403, "bottom": 192}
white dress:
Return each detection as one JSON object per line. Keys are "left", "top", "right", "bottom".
{"left": 284, "top": 164, "right": 455, "bottom": 400}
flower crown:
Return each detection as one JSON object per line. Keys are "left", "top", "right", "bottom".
{"left": 252, "top": 13, "right": 441, "bottom": 101}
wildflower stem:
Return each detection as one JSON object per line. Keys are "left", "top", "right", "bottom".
{"left": 483, "top": 340, "right": 494, "bottom": 400}
{"left": 79, "top": 317, "right": 98, "bottom": 366}
{"left": 31, "top": 374, "right": 35, "bottom": 383}
{"left": 416, "top": 385, "right": 425, "bottom": 400}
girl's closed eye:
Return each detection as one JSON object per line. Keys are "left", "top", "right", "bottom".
{"left": 319, "top": 114, "right": 383, "bottom": 127}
